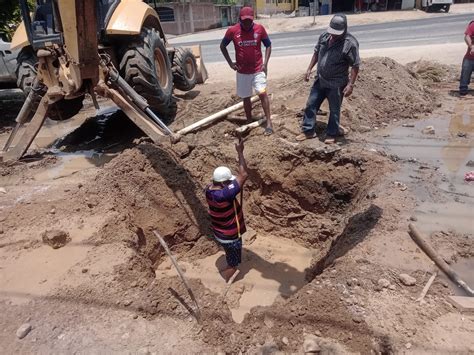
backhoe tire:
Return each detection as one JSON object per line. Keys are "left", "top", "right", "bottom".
{"left": 119, "top": 28, "right": 174, "bottom": 120}
{"left": 16, "top": 47, "right": 38, "bottom": 97}
{"left": 16, "top": 47, "right": 84, "bottom": 121}
{"left": 172, "top": 47, "right": 197, "bottom": 92}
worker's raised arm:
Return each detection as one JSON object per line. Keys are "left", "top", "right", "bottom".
{"left": 235, "top": 140, "right": 248, "bottom": 188}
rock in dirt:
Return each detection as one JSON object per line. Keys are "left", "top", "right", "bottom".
{"left": 405, "top": 342, "right": 412, "bottom": 349}
{"left": 172, "top": 142, "right": 191, "bottom": 158}
{"left": 282, "top": 336, "right": 289, "bottom": 345}
{"left": 41, "top": 230, "right": 71, "bottom": 249}
{"left": 358, "top": 125, "right": 372, "bottom": 133}
{"left": 466, "top": 160, "right": 474, "bottom": 168}
{"left": 399, "top": 274, "right": 417, "bottom": 286}
{"left": 394, "top": 181, "right": 408, "bottom": 191}
{"left": 402, "top": 123, "right": 415, "bottom": 128}
{"left": 378, "top": 278, "right": 390, "bottom": 288}
{"left": 422, "top": 126, "right": 435, "bottom": 135}
{"left": 264, "top": 315, "right": 274, "bottom": 329}
{"left": 352, "top": 315, "right": 363, "bottom": 323}
{"left": 303, "top": 334, "right": 321, "bottom": 353}
{"left": 0, "top": 187, "right": 6, "bottom": 194}
{"left": 261, "top": 340, "right": 279, "bottom": 354}
{"left": 16, "top": 323, "right": 32, "bottom": 339}
{"left": 123, "top": 300, "right": 132, "bottom": 307}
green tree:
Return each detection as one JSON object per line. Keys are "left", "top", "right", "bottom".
{"left": 0, "top": 0, "right": 35, "bottom": 40}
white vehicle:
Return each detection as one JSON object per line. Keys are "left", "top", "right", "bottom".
{"left": 0, "top": 35, "right": 18, "bottom": 86}
{"left": 422, "top": 0, "right": 452, "bottom": 12}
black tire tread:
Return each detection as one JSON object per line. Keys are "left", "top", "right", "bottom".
{"left": 119, "top": 28, "right": 174, "bottom": 118}
{"left": 172, "top": 47, "right": 197, "bottom": 92}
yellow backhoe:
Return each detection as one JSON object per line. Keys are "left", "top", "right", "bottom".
{"left": 2, "top": 0, "right": 208, "bottom": 161}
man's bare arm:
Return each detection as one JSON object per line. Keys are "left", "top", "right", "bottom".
{"left": 235, "top": 141, "right": 248, "bottom": 188}
{"left": 305, "top": 52, "right": 318, "bottom": 81}
{"left": 220, "top": 41, "right": 239, "bottom": 71}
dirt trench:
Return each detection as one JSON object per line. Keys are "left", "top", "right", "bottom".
{"left": 50, "top": 127, "right": 389, "bottom": 352}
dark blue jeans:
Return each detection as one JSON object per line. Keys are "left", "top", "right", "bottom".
{"left": 460, "top": 58, "right": 474, "bottom": 94}
{"left": 222, "top": 239, "right": 242, "bottom": 267}
{"left": 302, "top": 79, "right": 344, "bottom": 137}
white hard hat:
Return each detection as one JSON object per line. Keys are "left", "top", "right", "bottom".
{"left": 212, "top": 166, "right": 235, "bottom": 182}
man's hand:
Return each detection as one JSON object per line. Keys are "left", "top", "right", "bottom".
{"left": 235, "top": 140, "right": 244, "bottom": 154}
{"left": 262, "top": 64, "right": 268, "bottom": 75}
{"left": 343, "top": 83, "right": 353, "bottom": 97}
{"left": 305, "top": 70, "right": 312, "bottom": 82}
{"left": 470, "top": 45, "right": 474, "bottom": 55}
{"left": 229, "top": 62, "right": 240, "bottom": 71}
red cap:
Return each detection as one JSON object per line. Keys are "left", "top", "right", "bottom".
{"left": 240, "top": 7, "right": 254, "bottom": 20}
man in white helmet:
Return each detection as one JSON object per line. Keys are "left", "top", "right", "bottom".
{"left": 205, "top": 140, "right": 248, "bottom": 281}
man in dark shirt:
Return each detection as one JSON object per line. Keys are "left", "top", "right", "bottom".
{"left": 460, "top": 20, "right": 474, "bottom": 96}
{"left": 205, "top": 140, "right": 248, "bottom": 281}
{"left": 296, "top": 14, "right": 360, "bottom": 144}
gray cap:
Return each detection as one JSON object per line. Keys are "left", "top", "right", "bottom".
{"left": 327, "top": 15, "right": 347, "bottom": 36}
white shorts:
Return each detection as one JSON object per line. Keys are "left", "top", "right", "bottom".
{"left": 236, "top": 72, "right": 267, "bottom": 98}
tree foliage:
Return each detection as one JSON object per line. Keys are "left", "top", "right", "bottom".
{"left": 0, "top": 0, "right": 35, "bottom": 40}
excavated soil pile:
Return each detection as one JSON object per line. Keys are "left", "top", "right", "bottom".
{"left": 342, "top": 57, "right": 436, "bottom": 127}
{"left": 406, "top": 60, "right": 459, "bottom": 84}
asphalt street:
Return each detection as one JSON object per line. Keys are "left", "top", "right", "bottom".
{"left": 172, "top": 13, "right": 474, "bottom": 63}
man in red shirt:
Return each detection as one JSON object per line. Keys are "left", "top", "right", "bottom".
{"left": 460, "top": 20, "right": 474, "bottom": 95}
{"left": 220, "top": 7, "right": 274, "bottom": 135}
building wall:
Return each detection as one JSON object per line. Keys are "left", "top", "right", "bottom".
{"left": 159, "top": 3, "right": 224, "bottom": 35}
{"left": 255, "top": 0, "right": 297, "bottom": 14}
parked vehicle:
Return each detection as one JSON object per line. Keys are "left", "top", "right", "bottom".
{"left": 0, "top": 35, "right": 18, "bottom": 86}
{"left": 422, "top": 0, "right": 452, "bottom": 12}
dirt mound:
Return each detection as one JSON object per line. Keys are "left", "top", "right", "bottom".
{"left": 268, "top": 57, "right": 437, "bottom": 134}
{"left": 82, "top": 145, "right": 216, "bottom": 265}
{"left": 406, "top": 60, "right": 458, "bottom": 84}
{"left": 342, "top": 57, "right": 436, "bottom": 129}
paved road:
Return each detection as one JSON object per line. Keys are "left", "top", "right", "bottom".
{"left": 173, "top": 13, "right": 473, "bottom": 63}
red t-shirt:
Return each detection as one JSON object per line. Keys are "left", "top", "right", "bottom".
{"left": 223, "top": 23, "right": 270, "bottom": 74}
{"left": 465, "top": 21, "right": 474, "bottom": 60}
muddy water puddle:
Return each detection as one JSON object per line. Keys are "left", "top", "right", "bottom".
{"left": 156, "top": 234, "right": 313, "bottom": 323}
{"left": 439, "top": 257, "right": 474, "bottom": 296}
{"left": 377, "top": 99, "right": 474, "bottom": 235}
{"left": 34, "top": 151, "right": 116, "bottom": 181}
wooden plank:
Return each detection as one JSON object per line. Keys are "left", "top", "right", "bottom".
{"left": 448, "top": 296, "right": 474, "bottom": 313}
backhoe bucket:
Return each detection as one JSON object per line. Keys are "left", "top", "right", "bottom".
{"left": 187, "top": 45, "right": 208, "bottom": 84}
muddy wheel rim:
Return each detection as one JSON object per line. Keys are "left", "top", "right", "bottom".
{"left": 154, "top": 49, "right": 169, "bottom": 89}
{"left": 184, "top": 57, "right": 195, "bottom": 81}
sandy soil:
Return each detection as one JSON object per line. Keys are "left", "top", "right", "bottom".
{"left": 0, "top": 57, "right": 473, "bottom": 353}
